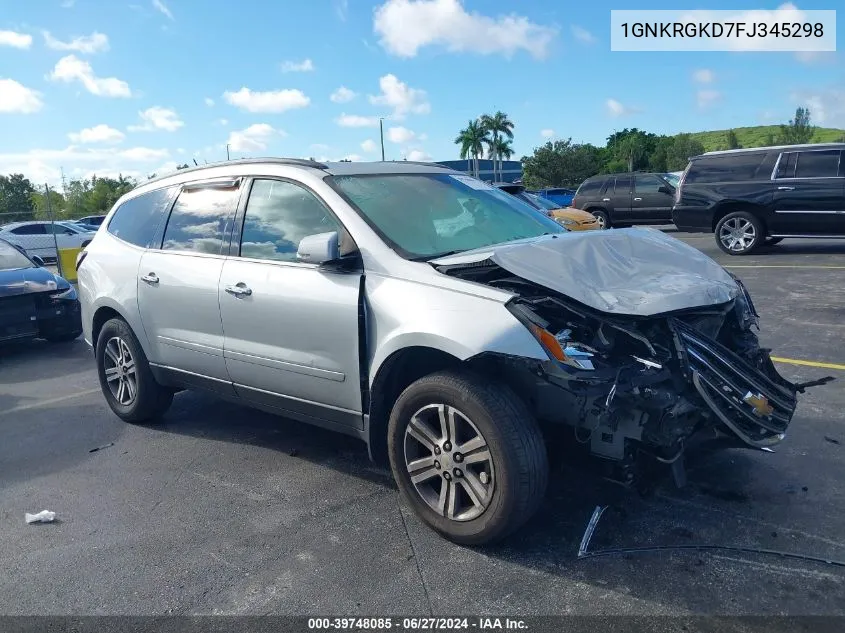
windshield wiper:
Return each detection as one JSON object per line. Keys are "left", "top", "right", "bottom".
{"left": 412, "top": 250, "right": 464, "bottom": 262}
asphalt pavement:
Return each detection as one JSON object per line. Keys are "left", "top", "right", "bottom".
{"left": 1, "top": 232, "right": 844, "bottom": 616}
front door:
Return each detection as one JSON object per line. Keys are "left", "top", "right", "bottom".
{"left": 631, "top": 174, "right": 674, "bottom": 222}
{"left": 219, "top": 178, "right": 363, "bottom": 430}
{"left": 137, "top": 180, "right": 241, "bottom": 387}
{"left": 770, "top": 149, "right": 845, "bottom": 235}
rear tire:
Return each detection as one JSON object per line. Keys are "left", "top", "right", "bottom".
{"left": 715, "top": 211, "right": 764, "bottom": 255}
{"left": 95, "top": 317, "right": 173, "bottom": 423}
{"left": 589, "top": 209, "right": 610, "bottom": 229}
{"left": 387, "top": 370, "right": 548, "bottom": 545}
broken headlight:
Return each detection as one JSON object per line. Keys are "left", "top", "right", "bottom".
{"left": 507, "top": 302, "right": 597, "bottom": 370}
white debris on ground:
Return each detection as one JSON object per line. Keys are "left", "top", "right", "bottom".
{"left": 25, "top": 510, "right": 56, "bottom": 524}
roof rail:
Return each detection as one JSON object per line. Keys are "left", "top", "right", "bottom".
{"left": 701, "top": 142, "right": 845, "bottom": 156}
{"left": 144, "top": 157, "right": 328, "bottom": 186}
{"left": 392, "top": 160, "right": 453, "bottom": 169}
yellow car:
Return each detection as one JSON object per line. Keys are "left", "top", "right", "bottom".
{"left": 495, "top": 183, "right": 601, "bottom": 231}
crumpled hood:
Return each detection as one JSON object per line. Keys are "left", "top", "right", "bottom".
{"left": 432, "top": 227, "right": 739, "bottom": 317}
{"left": 0, "top": 266, "right": 63, "bottom": 298}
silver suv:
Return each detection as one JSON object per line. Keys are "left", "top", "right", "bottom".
{"left": 78, "top": 159, "right": 825, "bottom": 544}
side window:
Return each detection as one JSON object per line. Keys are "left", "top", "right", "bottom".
{"left": 576, "top": 180, "right": 601, "bottom": 196}
{"left": 108, "top": 187, "right": 177, "bottom": 247}
{"left": 635, "top": 175, "right": 665, "bottom": 193}
{"left": 775, "top": 153, "right": 796, "bottom": 179}
{"left": 239, "top": 179, "right": 341, "bottom": 263}
{"left": 600, "top": 178, "right": 615, "bottom": 194}
{"left": 614, "top": 176, "right": 632, "bottom": 194}
{"left": 794, "top": 150, "right": 840, "bottom": 179}
{"left": 11, "top": 224, "right": 46, "bottom": 235}
{"left": 161, "top": 184, "right": 240, "bottom": 254}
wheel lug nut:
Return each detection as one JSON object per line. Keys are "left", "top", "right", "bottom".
{"left": 480, "top": 472, "right": 489, "bottom": 484}
{"left": 453, "top": 468, "right": 462, "bottom": 478}
{"left": 434, "top": 447, "right": 441, "bottom": 455}
{"left": 453, "top": 452, "right": 463, "bottom": 463}
{"left": 443, "top": 472, "right": 452, "bottom": 481}
{"left": 434, "top": 460, "right": 441, "bottom": 470}
{"left": 443, "top": 442, "right": 452, "bottom": 451}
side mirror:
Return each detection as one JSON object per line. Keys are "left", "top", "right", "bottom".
{"left": 658, "top": 185, "right": 674, "bottom": 195}
{"left": 31, "top": 255, "right": 45, "bottom": 267}
{"left": 297, "top": 231, "right": 340, "bottom": 264}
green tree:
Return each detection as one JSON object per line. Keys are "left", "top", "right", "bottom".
{"left": 521, "top": 139, "right": 603, "bottom": 189}
{"left": 665, "top": 134, "right": 705, "bottom": 171}
{"left": 454, "top": 119, "right": 489, "bottom": 178}
{"left": 605, "top": 128, "right": 657, "bottom": 172}
{"left": 31, "top": 188, "right": 66, "bottom": 220}
{"left": 778, "top": 106, "right": 814, "bottom": 145}
{"left": 480, "top": 111, "right": 514, "bottom": 182}
{"left": 726, "top": 129, "right": 741, "bottom": 149}
{"left": 0, "top": 173, "right": 37, "bottom": 222}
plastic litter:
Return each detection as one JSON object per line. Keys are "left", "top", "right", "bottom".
{"left": 25, "top": 510, "right": 56, "bottom": 524}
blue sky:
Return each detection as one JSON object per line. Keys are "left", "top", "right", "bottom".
{"left": 0, "top": 0, "right": 843, "bottom": 186}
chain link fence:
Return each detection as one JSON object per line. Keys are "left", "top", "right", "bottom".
{"left": 0, "top": 210, "right": 88, "bottom": 276}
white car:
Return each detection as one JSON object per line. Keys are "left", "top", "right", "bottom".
{"left": 0, "top": 221, "right": 97, "bottom": 264}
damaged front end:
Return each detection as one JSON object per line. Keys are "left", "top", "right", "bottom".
{"left": 437, "top": 238, "right": 833, "bottom": 487}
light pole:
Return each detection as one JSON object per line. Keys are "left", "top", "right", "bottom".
{"left": 226, "top": 144, "right": 230, "bottom": 161}
{"left": 379, "top": 118, "right": 385, "bottom": 161}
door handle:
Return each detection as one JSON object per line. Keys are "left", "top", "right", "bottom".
{"left": 225, "top": 283, "right": 252, "bottom": 297}
{"left": 140, "top": 273, "right": 159, "bottom": 284}
{"left": 777, "top": 186, "right": 795, "bottom": 191}
{"left": 633, "top": 197, "right": 643, "bottom": 201}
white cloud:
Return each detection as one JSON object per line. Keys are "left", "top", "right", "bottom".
{"left": 0, "top": 146, "right": 172, "bottom": 187}
{"left": 373, "top": 0, "right": 556, "bottom": 59}
{"left": 205, "top": 97, "right": 215, "bottom": 107}
{"left": 791, "top": 89, "right": 845, "bottom": 127}
{"left": 61, "top": 0, "right": 75, "bottom": 7}
{"left": 43, "top": 31, "right": 109, "bottom": 54}
{"left": 0, "top": 79, "right": 43, "bottom": 113}
{"left": 407, "top": 149, "right": 432, "bottom": 161}
{"left": 0, "top": 30, "right": 33, "bottom": 49}
{"left": 223, "top": 87, "right": 310, "bottom": 113}
{"left": 227, "top": 123, "right": 285, "bottom": 152}
{"left": 387, "top": 126, "right": 415, "bottom": 143}
{"left": 330, "top": 86, "right": 357, "bottom": 103}
{"left": 335, "top": 0, "right": 349, "bottom": 21}
{"left": 361, "top": 139, "right": 378, "bottom": 152}
{"left": 128, "top": 106, "right": 185, "bottom": 132}
{"left": 281, "top": 59, "right": 315, "bottom": 73}
{"left": 697, "top": 89, "right": 721, "bottom": 108}
{"left": 692, "top": 69, "right": 715, "bottom": 84}
{"left": 540, "top": 128, "right": 555, "bottom": 138}
{"left": 217, "top": 118, "right": 229, "bottom": 126}
{"left": 335, "top": 113, "right": 380, "bottom": 127}
{"left": 606, "top": 98, "right": 637, "bottom": 117}
{"left": 48, "top": 55, "right": 131, "bottom": 98}
{"left": 368, "top": 74, "right": 430, "bottom": 119}
{"left": 342, "top": 154, "right": 363, "bottom": 162}
{"left": 152, "top": 0, "right": 174, "bottom": 20}
{"left": 571, "top": 26, "right": 595, "bottom": 44}
{"left": 68, "top": 124, "right": 125, "bottom": 144}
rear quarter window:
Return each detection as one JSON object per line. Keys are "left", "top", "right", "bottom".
{"left": 575, "top": 179, "right": 603, "bottom": 196}
{"left": 107, "top": 186, "right": 177, "bottom": 248}
{"left": 685, "top": 152, "right": 772, "bottom": 183}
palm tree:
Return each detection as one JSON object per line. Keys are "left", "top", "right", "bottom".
{"left": 454, "top": 119, "right": 488, "bottom": 178}
{"left": 493, "top": 138, "right": 514, "bottom": 177}
{"left": 480, "top": 111, "right": 514, "bottom": 182}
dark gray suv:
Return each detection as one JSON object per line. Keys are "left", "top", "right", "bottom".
{"left": 571, "top": 172, "right": 676, "bottom": 229}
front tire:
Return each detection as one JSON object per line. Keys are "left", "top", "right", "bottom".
{"left": 715, "top": 211, "right": 764, "bottom": 255}
{"left": 95, "top": 317, "right": 173, "bottom": 423}
{"left": 589, "top": 209, "right": 610, "bottom": 229}
{"left": 387, "top": 370, "right": 548, "bottom": 545}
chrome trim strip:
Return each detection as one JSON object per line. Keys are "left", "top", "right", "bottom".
{"left": 769, "top": 234, "right": 845, "bottom": 239}
{"left": 774, "top": 210, "right": 845, "bottom": 214}
{"left": 225, "top": 350, "right": 346, "bottom": 382}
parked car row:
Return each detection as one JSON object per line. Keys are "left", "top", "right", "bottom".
{"left": 565, "top": 142, "right": 845, "bottom": 255}
{"left": 0, "top": 220, "right": 97, "bottom": 264}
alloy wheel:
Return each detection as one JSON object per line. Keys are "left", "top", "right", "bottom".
{"left": 719, "top": 217, "right": 756, "bottom": 252}
{"left": 103, "top": 336, "right": 137, "bottom": 406}
{"left": 403, "top": 404, "right": 495, "bottom": 522}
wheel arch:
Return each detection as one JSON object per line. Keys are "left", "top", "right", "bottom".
{"left": 90, "top": 301, "right": 151, "bottom": 357}
{"left": 711, "top": 202, "right": 769, "bottom": 233}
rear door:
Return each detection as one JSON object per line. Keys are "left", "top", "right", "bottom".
{"left": 632, "top": 174, "right": 674, "bottom": 222}
{"left": 770, "top": 149, "right": 845, "bottom": 235}
{"left": 137, "top": 178, "right": 241, "bottom": 388}
{"left": 219, "top": 177, "right": 364, "bottom": 430}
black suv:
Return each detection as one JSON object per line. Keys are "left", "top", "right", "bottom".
{"left": 571, "top": 172, "right": 676, "bottom": 229}
{"left": 673, "top": 143, "right": 845, "bottom": 255}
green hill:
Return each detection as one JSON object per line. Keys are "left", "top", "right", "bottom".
{"left": 688, "top": 125, "right": 845, "bottom": 152}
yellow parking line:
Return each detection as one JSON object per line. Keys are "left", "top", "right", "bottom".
{"left": 724, "top": 265, "right": 845, "bottom": 269}
{"left": 771, "top": 357, "right": 845, "bottom": 371}
{"left": 0, "top": 388, "right": 101, "bottom": 416}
